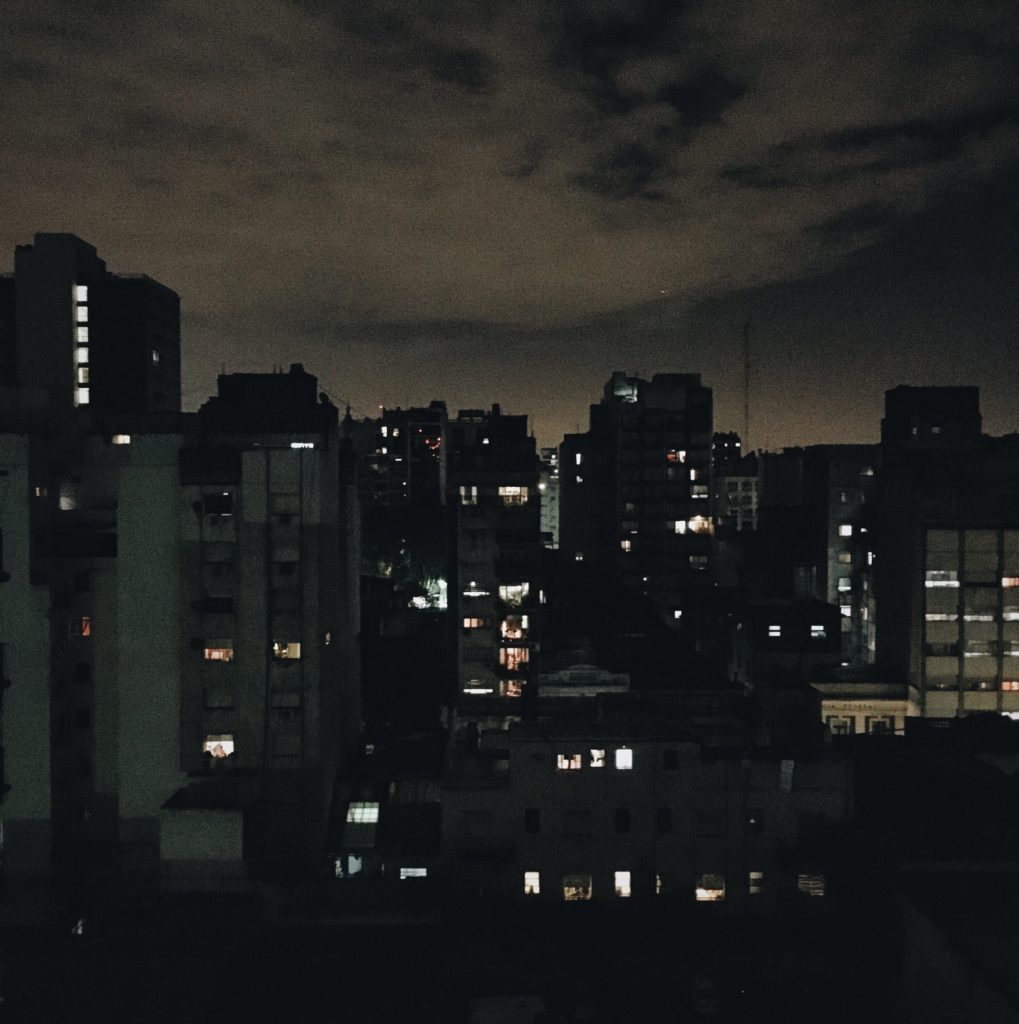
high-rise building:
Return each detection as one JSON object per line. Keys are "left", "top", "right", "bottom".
{"left": 448, "top": 405, "right": 542, "bottom": 706}
{"left": 876, "top": 386, "right": 1019, "bottom": 718}
{"left": 0, "top": 233, "right": 180, "bottom": 417}
{"left": 753, "top": 445, "right": 878, "bottom": 667}
{"left": 538, "top": 447, "right": 560, "bottom": 550}
{"left": 559, "top": 372, "right": 714, "bottom": 629}
{"left": 0, "top": 234, "right": 360, "bottom": 882}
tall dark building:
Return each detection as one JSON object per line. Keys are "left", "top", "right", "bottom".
{"left": 753, "top": 444, "right": 879, "bottom": 666}
{"left": 560, "top": 372, "right": 714, "bottom": 629}
{"left": 448, "top": 405, "right": 542, "bottom": 706}
{"left": 876, "top": 386, "right": 1019, "bottom": 718}
{"left": 1, "top": 233, "right": 180, "bottom": 418}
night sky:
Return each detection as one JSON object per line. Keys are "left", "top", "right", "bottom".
{"left": 3, "top": 1, "right": 1018, "bottom": 449}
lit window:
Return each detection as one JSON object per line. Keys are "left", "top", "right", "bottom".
{"left": 399, "top": 868, "right": 427, "bottom": 879}
{"left": 77, "top": 366, "right": 89, "bottom": 384}
{"left": 665, "top": 449, "right": 686, "bottom": 463}
{"left": 111, "top": 434, "right": 131, "bottom": 445}
{"left": 1003, "top": 578, "right": 1019, "bottom": 588}
{"left": 272, "top": 641, "right": 302, "bottom": 660}
{"left": 563, "top": 874, "right": 592, "bottom": 900}
{"left": 500, "top": 615, "right": 528, "bottom": 639}
{"left": 925, "top": 612, "right": 957, "bottom": 621}
{"left": 463, "top": 581, "right": 490, "bottom": 597}
{"left": 615, "top": 747, "right": 633, "bottom": 770}
{"left": 575, "top": 475, "right": 583, "bottom": 484}
{"left": 656, "top": 874, "right": 663, "bottom": 895}
{"left": 463, "top": 617, "right": 485, "bottom": 629}
{"left": 925, "top": 570, "right": 959, "bottom": 588}
{"left": 499, "top": 583, "right": 529, "bottom": 606}
{"left": 203, "top": 734, "right": 234, "bottom": 758}
{"left": 575, "top": 453, "right": 582, "bottom": 465}
{"left": 289, "top": 441, "right": 315, "bottom": 449}
{"left": 673, "top": 609, "right": 683, "bottom": 620}
{"left": 463, "top": 680, "right": 494, "bottom": 694}
{"left": 346, "top": 801, "right": 380, "bottom": 823}
{"left": 498, "top": 485, "right": 529, "bottom": 506}
{"left": 460, "top": 485, "right": 478, "bottom": 506}
{"left": 203, "top": 641, "right": 234, "bottom": 662}
{"left": 151, "top": 349, "right": 160, "bottom": 365}
{"left": 524, "top": 871, "right": 541, "bottom": 895}
{"left": 499, "top": 646, "right": 530, "bottom": 671}
{"left": 687, "top": 516, "right": 711, "bottom": 534}
{"left": 838, "top": 551, "right": 852, "bottom": 564}
{"left": 614, "top": 871, "right": 631, "bottom": 898}
{"left": 589, "top": 748, "right": 605, "bottom": 768}
{"left": 557, "top": 753, "right": 582, "bottom": 771}
{"left": 574, "top": 552, "right": 584, "bottom": 561}
{"left": 837, "top": 577, "right": 851, "bottom": 592}
{"left": 689, "top": 555, "right": 708, "bottom": 571}
{"left": 691, "top": 485, "right": 709, "bottom": 499}
{"left": 76, "top": 326, "right": 89, "bottom": 343}
{"left": 672, "top": 520, "right": 687, "bottom": 535}
{"left": 75, "top": 285, "right": 88, "bottom": 302}
{"left": 75, "top": 305, "right": 88, "bottom": 323}
{"left": 797, "top": 873, "right": 825, "bottom": 897}
{"left": 1002, "top": 681, "right": 1019, "bottom": 692}
{"left": 840, "top": 604, "right": 852, "bottom": 618}
{"left": 380, "top": 425, "right": 388, "bottom": 438}
{"left": 768, "top": 624, "right": 781, "bottom": 638}
{"left": 839, "top": 524, "right": 852, "bottom": 537}
{"left": 810, "top": 624, "right": 826, "bottom": 639}
{"left": 620, "top": 539, "right": 632, "bottom": 552}
{"left": 695, "top": 874, "right": 726, "bottom": 901}
{"left": 748, "top": 871, "right": 764, "bottom": 895}
{"left": 73, "top": 615, "right": 92, "bottom": 637}
{"left": 74, "top": 387, "right": 90, "bottom": 406}
{"left": 75, "top": 346, "right": 89, "bottom": 363}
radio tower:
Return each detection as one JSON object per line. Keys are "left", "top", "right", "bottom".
{"left": 742, "top": 320, "right": 751, "bottom": 451}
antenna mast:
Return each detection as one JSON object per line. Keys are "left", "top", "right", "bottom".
{"left": 742, "top": 320, "right": 751, "bottom": 451}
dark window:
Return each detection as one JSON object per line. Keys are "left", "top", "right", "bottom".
{"left": 76, "top": 754, "right": 91, "bottom": 779}
{"left": 662, "top": 749, "right": 678, "bottom": 769}
{"left": 75, "top": 708, "right": 91, "bottom": 729}
{"left": 203, "top": 492, "right": 234, "bottom": 516}
{"left": 656, "top": 807, "right": 672, "bottom": 834}
{"left": 524, "top": 808, "right": 540, "bottom": 834}
{"left": 614, "top": 807, "right": 631, "bottom": 834}
{"left": 747, "top": 810, "right": 764, "bottom": 833}
{"left": 73, "top": 570, "right": 90, "bottom": 593}
{"left": 74, "top": 662, "right": 91, "bottom": 685}
{"left": 202, "top": 596, "right": 235, "bottom": 614}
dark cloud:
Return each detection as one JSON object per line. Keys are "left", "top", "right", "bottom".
{"left": 570, "top": 141, "right": 673, "bottom": 200}
{"left": 809, "top": 201, "right": 899, "bottom": 240}
{"left": 657, "top": 65, "right": 748, "bottom": 127}
{"left": 822, "top": 103, "right": 1019, "bottom": 163}
{"left": 99, "top": 108, "right": 254, "bottom": 155}
{"left": 0, "top": 58, "right": 54, "bottom": 82}
{"left": 719, "top": 164, "right": 794, "bottom": 190}
{"left": 2, "top": 0, "right": 1019, "bottom": 447}
{"left": 428, "top": 46, "right": 497, "bottom": 94}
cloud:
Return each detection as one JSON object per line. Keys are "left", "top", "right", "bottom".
{"left": 1, "top": 0, "right": 1017, "bottom": 437}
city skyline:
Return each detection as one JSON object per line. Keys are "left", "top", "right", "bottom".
{"left": 3, "top": 1, "right": 1018, "bottom": 449}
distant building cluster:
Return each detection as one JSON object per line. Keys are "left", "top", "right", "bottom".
{"left": 5, "top": 235, "right": 1019, "bottom": 1004}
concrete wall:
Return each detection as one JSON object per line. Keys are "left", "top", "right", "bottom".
{"left": 0, "top": 435, "right": 53, "bottom": 870}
